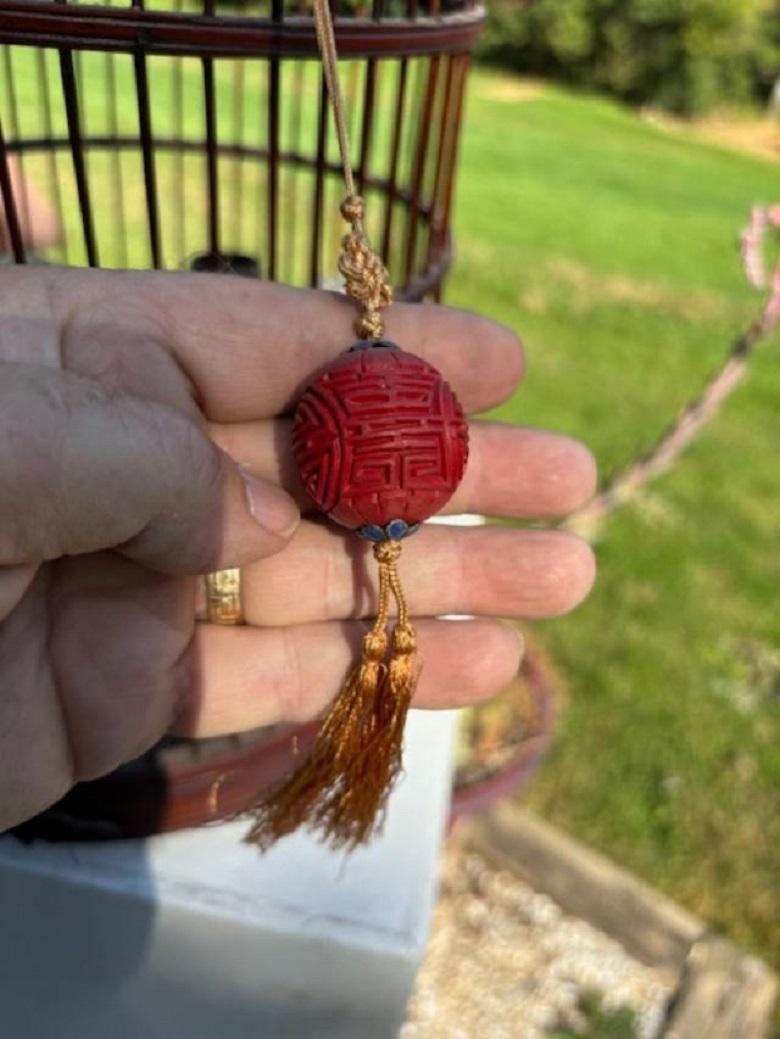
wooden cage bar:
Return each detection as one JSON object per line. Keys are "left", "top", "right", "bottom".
{"left": 0, "top": 2, "right": 483, "bottom": 300}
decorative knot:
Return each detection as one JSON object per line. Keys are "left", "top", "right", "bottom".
{"left": 391, "top": 624, "right": 416, "bottom": 657}
{"left": 338, "top": 194, "right": 392, "bottom": 340}
{"left": 374, "top": 540, "right": 402, "bottom": 565}
{"left": 362, "top": 630, "right": 388, "bottom": 661}
{"left": 340, "top": 195, "right": 365, "bottom": 224}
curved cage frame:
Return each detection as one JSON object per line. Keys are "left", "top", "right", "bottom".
{"left": 0, "top": 0, "right": 484, "bottom": 300}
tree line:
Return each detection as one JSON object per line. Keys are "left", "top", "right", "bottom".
{"left": 478, "top": 0, "right": 780, "bottom": 115}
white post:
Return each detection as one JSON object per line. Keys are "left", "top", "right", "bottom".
{"left": 0, "top": 711, "right": 457, "bottom": 1038}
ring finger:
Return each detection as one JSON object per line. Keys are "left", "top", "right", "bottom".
{"left": 237, "top": 520, "right": 595, "bottom": 626}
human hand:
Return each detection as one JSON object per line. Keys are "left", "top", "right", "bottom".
{"left": 0, "top": 266, "right": 596, "bottom": 831}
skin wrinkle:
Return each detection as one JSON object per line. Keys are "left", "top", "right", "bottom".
{"left": 277, "top": 622, "right": 312, "bottom": 725}
{"left": 184, "top": 441, "right": 230, "bottom": 573}
{"left": 53, "top": 379, "right": 110, "bottom": 555}
{"left": 48, "top": 564, "right": 184, "bottom": 780}
{"left": 68, "top": 384, "right": 149, "bottom": 556}
{"left": 448, "top": 526, "right": 469, "bottom": 616}
{"left": 116, "top": 677, "right": 179, "bottom": 774}
{"left": 0, "top": 369, "right": 70, "bottom": 562}
{"left": 40, "top": 565, "right": 78, "bottom": 793}
{"left": 0, "top": 480, "right": 33, "bottom": 565}
{"left": 321, "top": 530, "right": 343, "bottom": 622}
{"left": 101, "top": 406, "right": 168, "bottom": 556}
{"left": 0, "top": 563, "right": 37, "bottom": 617}
{"left": 164, "top": 635, "right": 196, "bottom": 736}
{"left": 72, "top": 329, "right": 134, "bottom": 400}
{"left": 112, "top": 400, "right": 219, "bottom": 573}
{"left": 157, "top": 274, "right": 297, "bottom": 419}
{"left": 52, "top": 270, "right": 86, "bottom": 376}
{"left": 47, "top": 653, "right": 82, "bottom": 787}
{"left": 2, "top": 370, "right": 131, "bottom": 560}
{"left": 45, "top": 562, "right": 102, "bottom": 782}
{"left": 51, "top": 273, "right": 197, "bottom": 423}
{"left": 0, "top": 272, "right": 57, "bottom": 367}
{"left": 465, "top": 425, "right": 484, "bottom": 506}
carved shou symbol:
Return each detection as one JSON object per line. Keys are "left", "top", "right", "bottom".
{"left": 293, "top": 346, "right": 469, "bottom": 531}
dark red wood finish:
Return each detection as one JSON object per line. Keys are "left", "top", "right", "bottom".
{"left": 0, "top": 5, "right": 483, "bottom": 60}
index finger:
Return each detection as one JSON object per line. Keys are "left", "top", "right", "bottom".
{"left": 49, "top": 267, "right": 524, "bottom": 422}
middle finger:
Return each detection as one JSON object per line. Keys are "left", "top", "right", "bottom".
{"left": 210, "top": 418, "right": 597, "bottom": 521}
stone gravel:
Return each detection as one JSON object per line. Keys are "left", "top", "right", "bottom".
{"left": 402, "top": 843, "right": 676, "bottom": 1039}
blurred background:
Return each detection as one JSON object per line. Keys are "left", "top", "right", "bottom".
{"left": 434, "top": 3, "right": 780, "bottom": 1033}
{"left": 1, "top": 1, "right": 778, "bottom": 1035}
{"left": 463, "top": 0, "right": 779, "bottom": 973}
{"left": 414, "top": 5, "right": 780, "bottom": 1035}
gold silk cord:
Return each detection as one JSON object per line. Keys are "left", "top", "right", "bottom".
{"left": 311, "top": 0, "right": 356, "bottom": 200}
{"left": 312, "top": 0, "right": 393, "bottom": 340}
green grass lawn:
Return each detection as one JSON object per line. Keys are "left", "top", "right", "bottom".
{"left": 449, "top": 70, "right": 779, "bottom": 970}
{"left": 3, "top": 45, "right": 779, "bottom": 976}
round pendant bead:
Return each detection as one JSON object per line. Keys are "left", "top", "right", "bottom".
{"left": 292, "top": 344, "right": 469, "bottom": 531}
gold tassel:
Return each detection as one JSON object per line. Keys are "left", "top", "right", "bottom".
{"left": 244, "top": 540, "right": 418, "bottom": 850}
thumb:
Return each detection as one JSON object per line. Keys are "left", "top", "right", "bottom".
{"left": 0, "top": 362, "right": 300, "bottom": 575}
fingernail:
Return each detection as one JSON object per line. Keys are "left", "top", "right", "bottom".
{"left": 239, "top": 465, "right": 300, "bottom": 539}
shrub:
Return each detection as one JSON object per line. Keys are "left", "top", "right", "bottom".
{"left": 478, "top": 0, "right": 780, "bottom": 115}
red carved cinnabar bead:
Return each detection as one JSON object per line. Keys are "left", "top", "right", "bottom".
{"left": 292, "top": 343, "right": 469, "bottom": 537}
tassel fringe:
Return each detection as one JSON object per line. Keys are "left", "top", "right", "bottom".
{"left": 244, "top": 540, "right": 418, "bottom": 851}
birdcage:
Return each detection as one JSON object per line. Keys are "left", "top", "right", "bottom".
{"left": 1, "top": 0, "right": 487, "bottom": 838}
{"left": 0, "top": 0, "right": 483, "bottom": 302}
